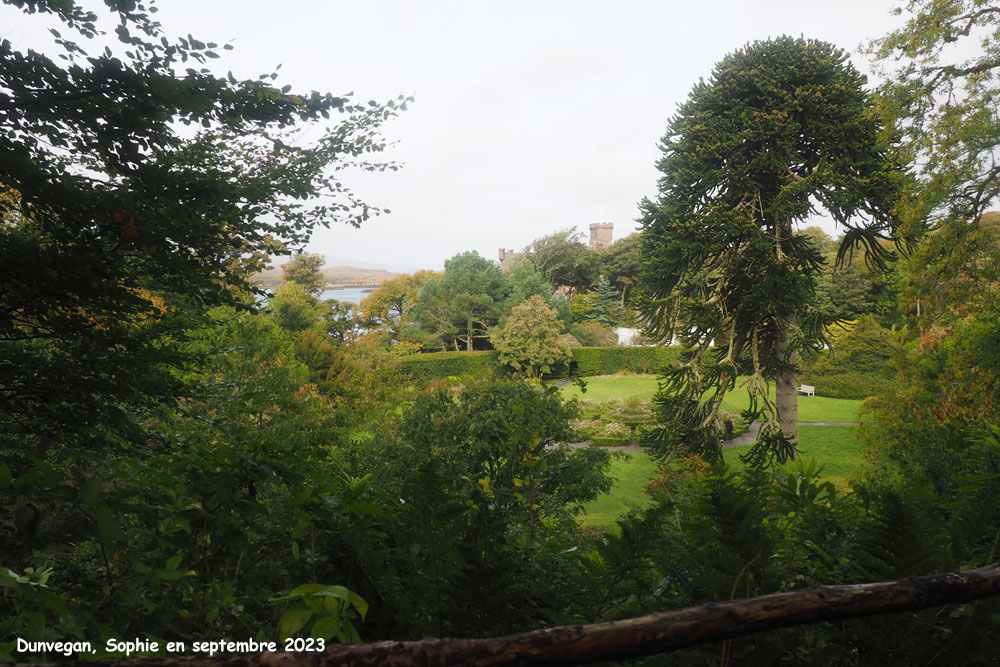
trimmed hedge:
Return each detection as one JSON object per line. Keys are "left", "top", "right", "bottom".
{"left": 567, "top": 346, "right": 682, "bottom": 377}
{"left": 396, "top": 346, "right": 683, "bottom": 384}
{"left": 799, "top": 370, "right": 891, "bottom": 400}
{"left": 800, "top": 317, "right": 895, "bottom": 399}
{"left": 395, "top": 350, "right": 501, "bottom": 384}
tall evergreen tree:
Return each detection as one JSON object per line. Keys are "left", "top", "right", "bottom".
{"left": 639, "top": 36, "right": 906, "bottom": 463}
{"left": 589, "top": 277, "right": 623, "bottom": 328}
{"left": 411, "top": 252, "right": 514, "bottom": 351}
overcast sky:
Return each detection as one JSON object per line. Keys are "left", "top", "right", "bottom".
{"left": 5, "top": 1, "right": 905, "bottom": 272}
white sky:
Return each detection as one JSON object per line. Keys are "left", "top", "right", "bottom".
{"left": 3, "top": 1, "right": 905, "bottom": 272}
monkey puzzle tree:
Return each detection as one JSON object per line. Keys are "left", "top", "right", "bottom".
{"left": 640, "top": 36, "right": 906, "bottom": 464}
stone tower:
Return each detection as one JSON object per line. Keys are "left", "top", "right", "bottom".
{"left": 589, "top": 222, "right": 613, "bottom": 250}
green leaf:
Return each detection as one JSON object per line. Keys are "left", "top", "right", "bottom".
{"left": 347, "top": 591, "right": 368, "bottom": 620}
{"left": 288, "top": 583, "right": 327, "bottom": 597}
{"left": 81, "top": 476, "right": 99, "bottom": 507}
{"left": 278, "top": 608, "right": 313, "bottom": 639}
{"left": 310, "top": 615, "right": 341, "bottom": 640}
{"left": 156, "top": 569, "right": 184, "bottom": 581}
{"left": 94, "top": 506, "right": 124, "bottom": 546}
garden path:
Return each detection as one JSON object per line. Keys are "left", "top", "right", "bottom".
{"left": 564, "top": 421, "right": 862, "bottom": 453}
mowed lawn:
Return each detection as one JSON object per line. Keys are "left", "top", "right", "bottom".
{"left": 580, "top": 426, "right": 867, "bottom": 529}
{"left": 560, "top": 373, "right": 865, "bottom": 423}
{"left": 723, "top": 425, "right": 867, "bottom": 487}
{"left": 579, "top": 452, "right": 659, "bottom": 529}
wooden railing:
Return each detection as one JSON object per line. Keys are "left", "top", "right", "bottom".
{"left": 21, "top": 564, "right": 1000, "bottom": 666}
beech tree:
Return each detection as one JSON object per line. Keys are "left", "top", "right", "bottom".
{"left": 0, "top": 1, "right": 404, "bottom": 454}
{"left": 868, "top": 1, "right": 1000, "bottom": 331}
{"left": 360, "top": 270, "right": 440, "bottom": 339}
{"left": 639, "top": 36, "right": 906, "bottom": 463}
{"left": 868, "top": 0, "right": 1000, "bottom": 230}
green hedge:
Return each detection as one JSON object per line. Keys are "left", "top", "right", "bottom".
{"left": 396, "top": 346, "right": 682, "bottom": 384}
{"left": 799, "top": 370, "right": 891, "bottom": 400}
{"left": 395, "top": 350, "right": 501, "bottom": 384}
{"left": 567, "top": 346, "right": 682, "bottom": 377}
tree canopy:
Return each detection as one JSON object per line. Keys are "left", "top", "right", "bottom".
{"left": 601, "top": 232, "right": 644, "bottom": 306}
{"left": 525, "top": 229, "right": 599, "bottom": 296}
{"left": 361, "top": 270, "right": 440, "bottom": 339}
{"left": 282, "top": 252, "right": 327, "bottom": 298}
{"left": 410, "top": 252, "right": 514, "bottom": 351}
{"left": 867, "top": 0, "right": 1000, "bottom": 230}
{"left": 0, "top": 0, "right": 404, "bottom": 452}
{"left": 640, "top": 36, "right": 906, "bottom": 463}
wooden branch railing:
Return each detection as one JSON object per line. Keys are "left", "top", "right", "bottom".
{"left": 24, "top": 564, "right": 1000, "bottom": 667}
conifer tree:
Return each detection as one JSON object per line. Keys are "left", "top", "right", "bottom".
{"left": 639, "top": 36, "right": 906, "bottom": 463}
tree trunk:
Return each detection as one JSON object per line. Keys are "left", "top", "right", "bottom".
{"left": 36, "top": 565, "right": 1000, "bottom": 667}
{"left": 773, "top": 216, "right": 798, "bottom": 453}
{"left": 774, "top": 309, "right": 799, "bottom": 451}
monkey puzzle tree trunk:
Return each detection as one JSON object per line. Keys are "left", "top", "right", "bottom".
{"left": 774, "top": 310, "right": 799, "bottom": 453}
{"left": 773, "top": 217, "right": 799, "bottom": 452}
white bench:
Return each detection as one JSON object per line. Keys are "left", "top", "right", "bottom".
{"left": 798, "top": 384, "right": 815, "bottom": 397}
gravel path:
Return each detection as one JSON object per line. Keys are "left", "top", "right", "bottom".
{"left": 565, "top": 421, "right": 863, "bottom": 453}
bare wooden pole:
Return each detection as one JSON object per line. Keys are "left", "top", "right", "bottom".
{"left": 22, "top": 564, "right": 1000, "bottom": 667}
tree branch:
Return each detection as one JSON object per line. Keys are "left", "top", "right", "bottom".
{"left": 27, "top": 564, "right": 1000, "bottom": 667}
{"left": 946, "top": 7, "right": 1000, "bottom": 38}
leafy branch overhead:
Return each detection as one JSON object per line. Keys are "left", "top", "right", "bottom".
{"left": 0, "top": 0, "right": 408, "bottom": 449}
{"left": 867, "top": 0, "right": 1000, "bottom": 228}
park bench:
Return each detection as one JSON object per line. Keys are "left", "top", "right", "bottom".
{"left": 798, "top": 384, "right": 815, "bottom": 396}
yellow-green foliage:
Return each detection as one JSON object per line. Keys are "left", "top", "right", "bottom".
{"left": 491, "top": 295, "right": 570, "bottom": 378}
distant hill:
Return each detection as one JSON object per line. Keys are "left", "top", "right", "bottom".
{"left": 254, "top": 265, "right": 399, "bottom": 287}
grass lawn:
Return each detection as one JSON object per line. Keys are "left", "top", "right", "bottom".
{"left": 579, "top": 452, "right": 659, "bottom": 529}
{"left": 723, "top": 425, "right": 867, "bottom": 488}
{"left": 560, "top": 373, "right": 865, "bottom": 422}
{"left": 580, "top": 426, "right": 867, "bottom": 529}
{"left": 559, "top": 374, "right": 660, "bottom": 403}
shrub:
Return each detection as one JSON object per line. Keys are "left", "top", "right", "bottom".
{"left": 569, "top": 321, "right": 618, "bottom": 347}
{"left": 491, "top": 295, "right": 571, "bottom": 378}
{"left": 395, "top": 345, "right": 683, "bottom": 384}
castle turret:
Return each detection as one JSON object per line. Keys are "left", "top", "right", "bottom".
{"left": 589, "top": 222, "right": 613, "bottom": 250}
